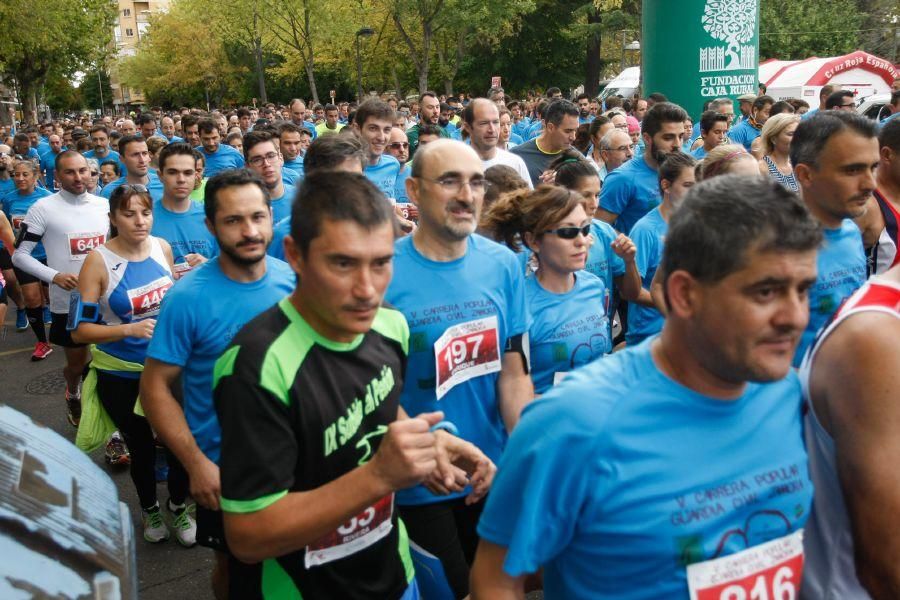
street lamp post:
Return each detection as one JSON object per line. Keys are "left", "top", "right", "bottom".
{"left": 355, "top": 27, "right": 375, "bottom": 103}
{"left": 620, "top": 30, "right": 640, "bottom": 72}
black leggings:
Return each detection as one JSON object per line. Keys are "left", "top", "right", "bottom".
{"left": 96, "top": 370, "right": 189, "bottom": 509}
{"left": 399, "top": 497, "right": 485, "bottom": 599}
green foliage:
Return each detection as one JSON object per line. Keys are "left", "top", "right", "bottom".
{"left": 759, "top": 0, "right": 864, "bottom": 60}
{"left": 80, "top": 68, "right": 114, "bottom": 112}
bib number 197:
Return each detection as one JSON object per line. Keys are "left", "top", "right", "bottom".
{"left": 433, "top": 316, "right": 501, "bottom": 399}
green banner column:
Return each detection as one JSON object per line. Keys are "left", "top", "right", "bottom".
{"left": 642, "top": 0, "right": 760, "bottom": 119}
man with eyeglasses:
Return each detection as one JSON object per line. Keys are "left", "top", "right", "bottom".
{"left": 243, "top": 130, "right": 295, "bottom": 224}
{"left": 463, "top": 98, "right": 532, "bottom": 188}
{"left": 99, "top": 135, "right": 164, "bottom": 202}
{"left": 353, "top": 99, "right": 401, "bottom": 199}
{"left": 195, "top": 118, "right": 244, "bottom": 179}
{"left": 385, "top": 138, "right": 532, "bottom": 599}
{"left": 13, "top": 151, "right": 110, "bottom": 428}
{"left": 824, "top": 90, "right": 857, "bottom": 111}
{"left": 597, "top": 129, "right": 635, "bottom": 182}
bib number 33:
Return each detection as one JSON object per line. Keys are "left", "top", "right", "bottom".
{"left": 687, "top": 530, "right": 804, "bottom": 600}
{"left": 434, "top": 316, "right": 501, "bottom": 400}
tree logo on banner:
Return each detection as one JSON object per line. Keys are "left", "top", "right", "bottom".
{"left": 700, "top": 0, "right": 757, "bottom": 72}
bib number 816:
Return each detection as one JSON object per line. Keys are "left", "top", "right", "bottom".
{"left": 720, "top": 566, "right": 795, "bottom": 600}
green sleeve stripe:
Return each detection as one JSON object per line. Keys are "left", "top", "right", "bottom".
{"left": 262, "top": 558, "right": 303, "bottom": 599}
{"left": 259, "top": 299, "right": 315, "bottom": 406}
{"left": 397, "top": 517, "right": 415, "bottom": 585}
{"left": 220, "top": 489, "right": 287, "bottom": 514}
{"left": 212, "top": 345, "right": 241, "bottom": 390}
{"left": 372, "top": 307, "right": 410, "bottom": 355}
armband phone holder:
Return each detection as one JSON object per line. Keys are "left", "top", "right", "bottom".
{"left": 66, "top": 291, "right": 101, "bottom": 331}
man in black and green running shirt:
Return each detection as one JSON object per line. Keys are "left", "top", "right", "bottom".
{"left": 213, "top": 171, "right": 495, "bottom": 599}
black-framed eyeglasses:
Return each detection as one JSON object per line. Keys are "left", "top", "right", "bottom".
{"left": 839, "top": 103, "right": 855, "bottom": 108}
{"left": 248, "top": 151, "right": 280, "bottom": 167}
{"left": 420, "top": 176, "right": 490, "bottom": 194}
{"left": 544, "top": 224, "right": 591, "bottom": 239}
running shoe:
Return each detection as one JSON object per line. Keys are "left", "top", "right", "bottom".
{"left": 168, "top": 501, "right": 197, "bottom": 548}
{"left": 15, "top": 308, "right": 27, "bottom": 331}
{"left": 104, "top": 432, "right": 131, "bottom": 467}
{"left": 31, "top": 341, "right": 53, "bottom": 361}
{"left": 65, "top": 390, "right": 82, "bottom": 428}
{"left": 43, "top": 306, "right": 51, "bottom": 324}
{"left": 142, "top": 504, "right": 170, "bottom": 543}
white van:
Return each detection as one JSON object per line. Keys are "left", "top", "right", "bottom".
{"left": 599, "top": 67, "right": 640, "bottom": 100}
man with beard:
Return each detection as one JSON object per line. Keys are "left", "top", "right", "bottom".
{"left": 576, "top": 93, "right": 594, "bottom": 124}
{"left": 407, "top": 92, "right": 450, "bottom": 158}
{"left": 386, "top": 139, "right": 532, "bottom": 599}
{"left": 196, "top": 118, "right": 244, "bottom": 178}
{"left": 598, "top": 102, "right": 688, "bottom": 235}
{"left": 84, "top": 125, "right": 124, "bottom": 174}
{"left": 99, "top": 136, "right": 164, "bottom": 202}
{"left": 511, "top": 99, "right": 580, "bottom": 187}
{"left": 353, "top": 99, "right": 401, "bottom": 198}
{"left": 142, "top": 169, "right": 294, "bottom": 600}
{"left": 790, "top": 111, "right": 875, "bottom": 366}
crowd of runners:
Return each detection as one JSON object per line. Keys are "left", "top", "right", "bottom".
{"left": 2, "top": 78, "right": 900, "bottom": 599}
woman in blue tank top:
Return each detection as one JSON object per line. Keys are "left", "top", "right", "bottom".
{"left": 72, "top": 184, "right": 196, "bottom": 546}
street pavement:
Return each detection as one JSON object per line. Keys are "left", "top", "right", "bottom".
{"left": 0, "top": 312, "right": 215, "bottom": 600}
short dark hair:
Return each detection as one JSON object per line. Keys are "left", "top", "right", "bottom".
{"left": 304, "top": 135, "right": 365, "bottom": 174}
{"left": 824, "top": 90, "right": 854, "bottom": 110}
{"left": 55, "top": 149, "right": 86, "bottom": 173}
{"left": 658, "top": 152, "right": 697, "bottom": 195}
{"left": 99, "top": 159, "right": 121, "bottom": 176}
{"left": 137, "top": 114, "right": 156, "bottom": 126}
{"left": 753, "top": 95, "right": 775, "bottom": 111}
{"left": 790, "top": 110, "right": 877, "bottom": 169}
{"left": 291, "top": 171, "right": 396, "bottom": 257}
{"left": 588, "top": 116, "right": 611, "bottom": 137}
{"left": 90, "top": 125, "right": 109, "bottom": 136}
{"left": 647, "top": 92, "right": 668, "bottom": 104}
{"left": 204, "top": 169, "right": 269, "bottom": 222}
{"left": 198, "top": 118, "right": 219, "bottom": 135}
{"left": 354, "top": 99, "right": 395, "bottom": 127}
{"left": 545, "top": 100, "right": 579, "bottom": 127}
{"left": 879, "top": 117, "right": 900, "bottom": 152}
{"left": 324, "top": 103, "right": 338, "bottom": 112}
{"left": 642, "top": 102, "right": 689, "bottom": 138}
{"left": 181, "top": 114, "right": 200, "bottom": 130}
{"left": 546, "top": 87, "right": 561, "bottom": 98}
{"left": 117, "top": 134, "right": 145, "bottom": 157}
{"left": 661, "top": 175, "right": 822, "bottom": 288}
{"left": 417, "top": 123, "right": 443, "bottom": 138}
{"left": 242, "top": 130, "right": 275, "bottom": 160}
{"left": 236, "top": 108, "right": 251, "bottom": 119}
{"left": 576, "top": 93, "right": 591, "bottom": 103}
{"left": 700, "top": 110, "right": 730, "bottom": 134}
{"left": 158, "top": 142, "right": 196, "bottom": 172}
{"left": 193, "top": 149, "right": 205, "bottom": 167}
{"left": 770, "top": 101, "right": 795, "bottom": 116}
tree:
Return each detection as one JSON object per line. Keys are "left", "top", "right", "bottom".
{"left": 0, "top": 0, "right": 115, "bottom": 122}
{"left": 80, "top": 67, "right": 114, "bottom": 114}
{"left": 759, "top": 0, "right": 863, "bottom": 60}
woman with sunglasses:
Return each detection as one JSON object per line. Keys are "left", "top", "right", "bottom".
{"left": 482, "top": 185, "right": 612, "bottom": 393}
{"left": 85, "top": 158, "right": 102, "bottom": 194}
{"left": 3, "top": 158, "right": 53, "bottom": 359}
{"left": 71, "top": 184, "right": 195, "bottom": 546}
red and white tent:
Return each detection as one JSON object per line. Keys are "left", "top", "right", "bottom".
{"left": 760, "top": 50, "right": 898, "bottom": 102}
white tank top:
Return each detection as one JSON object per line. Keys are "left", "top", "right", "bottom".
{"left": 798, "top": 277, "right": 900, "bottom": 599}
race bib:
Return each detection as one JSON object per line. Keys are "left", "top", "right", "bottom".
{"left": 173, "top": 261, "right": 192, "bottom": 275}
{"left": 396, "top": 202, "right": 419, "bottom": 221}
{"left": 687, "top": 530, "right": 804, "bottom": 600}
{"left": 126, "top": 276, "right": 173, "bottom": 319}
{"left": 11, "top": 215, "right": 25, "bottom": 235}
{"left": 68, "top": 232, "right": 106, "bottom": 261}
{"left": 434, "top": 316, "right": 501, "bottom": 400}
{"left": 304, "top": 494, "right": 394, "bottom": 568}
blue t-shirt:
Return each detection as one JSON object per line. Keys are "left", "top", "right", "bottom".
{"left": 478, "top": 342, "right": 812, "bottom": 599}
{"left": 146, "top": 256, "right": 295, "bottom": 463}
{"left": 195, "top": 144, "right": 244, "bottom": 178}
{"left": 627, "top": 207, "right": 667, "bottom": 346}
{"left": 585, "top": 219, "right": 626, "bottom": 314}
{"left": 269, "top": 183, "right": 296, "bottom": 224}
{"left": 728, "top": 119, "right": 761, "bottom": 151}
{"left": 386, "top": 234, "right": 531, "bottom": 505}
{"left": 599, "top": 154, "right": 661, "bottom": 235}
{"left": 165, "top": 135, "right": 185, "bottom": 144}
{"left": 151, "top": 199, "right": 218, "bottom": 274}
{"left": 526, "top": 272, "right": 610, "bottom": 394}
{"left": 690, "top": 145, "right": 708, "bottom": 159}
{"left": 100, "top": 173, "right": 164, "bottom": 202}
{"left": 525, "top": 121, "right": 543, "bottom": 141}
{"left": 364, "top": 154, "right": 401, "bottom": 199}
{"left": 3, "top": 187, "right": 53, "bottom": 259}
{"left": 84, "top": 149, "right": 124, "bottom": 173}
{"left": 268, "top": 217, "right": 290, "bottom": 261}
{"left": 283, "top": 156, "right": 305, "bottom": 181}
{"left": 511, "top": 118, "right": 531, "bottom": 140}
{"left": 39, "top": 149, "right": 62, "bottom": 190}
{"left": 794, "top": 219, "right": 865, "bottom": 366}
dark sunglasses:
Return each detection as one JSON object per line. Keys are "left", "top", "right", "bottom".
{"left": 389, "top": 142, "right": 410, "bottom": 150}
{"left": 544, "top": 224, "right": 591, "bottom": 239}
